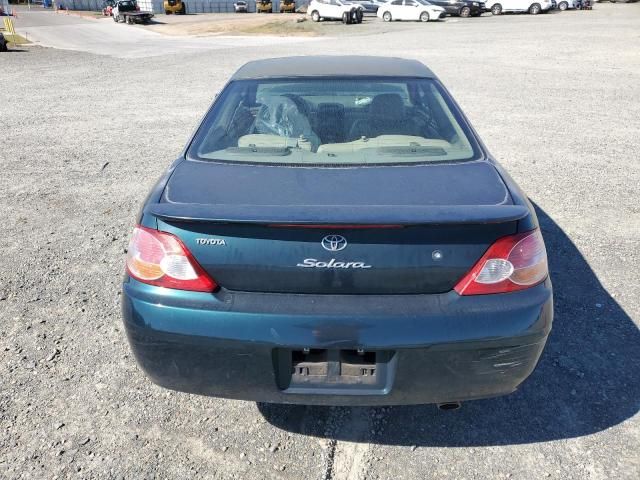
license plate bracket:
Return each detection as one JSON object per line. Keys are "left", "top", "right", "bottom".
{"left": 273, "top": 348, "right": 396, "bottom": 395}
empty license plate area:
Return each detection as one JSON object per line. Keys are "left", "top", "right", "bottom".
{"left": 273, "top": 349, "right": 396, "bottom": 394}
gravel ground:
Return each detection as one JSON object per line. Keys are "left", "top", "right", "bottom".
{"left": 1, "top": 4, "right": 639, "bottom": 480}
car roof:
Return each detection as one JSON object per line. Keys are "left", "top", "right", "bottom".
{"left": 231, "top": 56, "right": 435, "bottom": 80}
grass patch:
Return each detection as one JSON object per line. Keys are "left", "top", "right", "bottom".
{"left": 148, "top": 14, "right": 322, "bottom": 37}
{"left": 2, "top": 33, "right": 30, "bottom": 46}
{"left": 237, "top": 19, "right": 320, "bottom": 36}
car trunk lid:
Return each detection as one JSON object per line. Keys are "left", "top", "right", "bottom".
{"left": 150, "top": 160, "right": 524, "bottom": 294}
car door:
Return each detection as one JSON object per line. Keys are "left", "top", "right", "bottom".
{"left": 337, "top": 0, "right": 354, "bottom": 17}
{"left": 402, "top": 0, "right": 420, "bottom": 19}
{"left": 519, "top": 0, "right": 534, "bottom": 10}
{"left": 387, "top": 0, "right": 404, "bottom": 17}
{"left": 437, "top": 0, "right": 459, "bottom": 14}
{"left": 323, "top": 0, "right": 335, "bottom": 17}
{"left": 321, "top": 0, "right": 335, "bottom": 18}
{"left": 502, "top": 0, "right": 522, "bottom": 11}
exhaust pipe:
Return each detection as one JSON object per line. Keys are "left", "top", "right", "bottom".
{"left": 437, "top": 402, "right": 461, "bottom": 411}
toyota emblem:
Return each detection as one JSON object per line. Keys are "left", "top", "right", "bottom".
{"left": 321, "top": 235, "right": 347, "bottom": 252}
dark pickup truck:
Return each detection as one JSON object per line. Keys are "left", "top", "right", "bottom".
{"left": 112, "top": 0, "right": 154, "bottom": 24}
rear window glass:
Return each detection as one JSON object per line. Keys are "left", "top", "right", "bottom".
{"left": 188, "top": 77, "right": 481, "bottom": 165}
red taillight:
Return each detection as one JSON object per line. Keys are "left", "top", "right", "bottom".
{"left": 454, "top": 229, "right": 548, "bottom": 296}
{"left": 126, "top": 226, "right": 217, "bottom": 292}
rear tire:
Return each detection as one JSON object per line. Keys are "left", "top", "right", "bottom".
{"left": 311, "top": 10, "right": 320, "bottom": 21}
{"left": 529, "top": 2, "right": 541, "bottom": 13}
{"left": 420, "top": 11, "right": 430, "bottom": 21}
{"left": 491, "top": 3, "right": 502, "bottom": 14}
{"left": 558, "top": 1, "right": 568, "bottom": 8}
{"left": 460, "top": 6, "right": 471, "bottom": 16}
{"left": 383, "top": 10, "right": 392, "bottom": 21}
{"left": 355, "top": 8, "right": 363, "bottom": 23}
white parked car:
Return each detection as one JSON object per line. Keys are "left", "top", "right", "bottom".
{"left": 377, "top": 0, "right": 446, "bottom": 22}
{"left": 485, "top": 0, "right": 553, "bottom": 14}
{"left": 556, "top": 0, "right": 577, "bottom": 9}
{"left": 308, "top": 0, "right": 365, "bottom": 22}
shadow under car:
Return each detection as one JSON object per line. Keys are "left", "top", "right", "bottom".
{"left": 258, "top": 204, "right": 640, "bottom": 447}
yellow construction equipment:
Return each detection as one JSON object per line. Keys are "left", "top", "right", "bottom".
{"left": 3, "top": 17, "right": 16, "bottom": 37}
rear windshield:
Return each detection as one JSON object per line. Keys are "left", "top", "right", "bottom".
{"left": 188, "top": 77, "right": 481, "bottom": 165}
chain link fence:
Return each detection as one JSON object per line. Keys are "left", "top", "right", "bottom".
{"left": 58, "top": 0, "right": 268, "bottom": 13}
{"left": 52, "top": 0, "right": 312, "bottom": 14}
{"left": 59, "top": 0, "right": 103, "bottom": 10}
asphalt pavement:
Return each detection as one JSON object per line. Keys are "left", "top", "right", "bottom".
{"left": 11, "top": 9, "right": 319, "bottom": 58}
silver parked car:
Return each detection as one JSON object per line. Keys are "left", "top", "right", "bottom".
{"left": 234, "top": 0, "right": 249, "bottom": 12}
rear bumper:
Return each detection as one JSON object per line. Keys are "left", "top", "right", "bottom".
{"left": 122, "top": 278, "right": 553, "bottom": 406}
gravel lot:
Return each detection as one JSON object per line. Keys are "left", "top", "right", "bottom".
{"left": 1, "top": 4, "right": 639, "bottom": 479}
